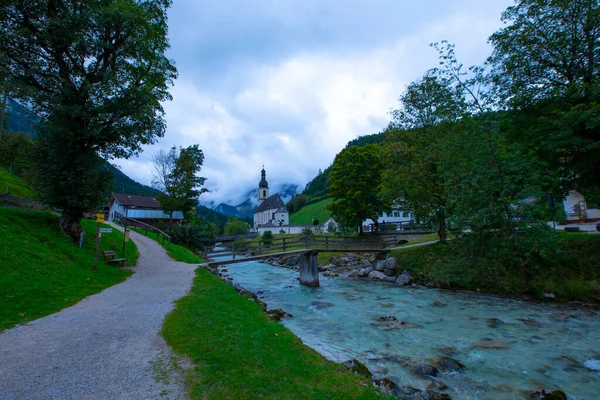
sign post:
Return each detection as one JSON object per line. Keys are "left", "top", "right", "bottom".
{"left": 93, "top": 213, "right": 105, "bottom": 271}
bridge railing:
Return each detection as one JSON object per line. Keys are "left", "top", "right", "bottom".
{"left": 224, "top": 234, "right": 385, "bottom": 258}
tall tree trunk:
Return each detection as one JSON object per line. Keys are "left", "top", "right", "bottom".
{"left": 60, "top": 210, "right": 83, "bottom": 244}
{"left": 438, "top": 212, "right": 447, "bottom": 242}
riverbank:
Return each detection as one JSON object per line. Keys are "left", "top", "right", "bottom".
{"left": 162, "top": 267, "right": 387, "bottom": 399}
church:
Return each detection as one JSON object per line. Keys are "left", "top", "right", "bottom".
{"left": 253, "top": 167, "right": 290, "bottom": 230}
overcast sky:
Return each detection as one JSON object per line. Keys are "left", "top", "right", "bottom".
{"left": 115, "top": 0, "right": 513, "bottom": 208}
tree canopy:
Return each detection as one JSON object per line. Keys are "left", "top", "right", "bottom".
{"left": 327, "top": 144, "right": 389, "bottom": 234}
{"left": 0, "top": 0, "right": 177, "bottom": 242}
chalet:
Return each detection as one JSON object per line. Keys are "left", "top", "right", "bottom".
{"left": 563, "top": 190, "right": 600, "bottom": 222}
{"left": 105, "top": 193, "right": 184, "bottom": 223}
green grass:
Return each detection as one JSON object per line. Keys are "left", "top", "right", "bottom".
{"left": 162, "top": 268, "right": 387, "bottom": 399}
{"left": 0, "top": 166, "right": 38, "bottom": 200}
{"left": 128, "top": 226, "right": 205, "bottom": 263}
{"left": 0, "top": 208, "right": 137, "bottom": 330}
{"left": 290, "top": 198, "right": 332, "bottom": 225}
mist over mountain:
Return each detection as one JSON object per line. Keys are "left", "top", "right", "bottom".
{"left": 211, "top": 183, "right": 299, "bottom": 219}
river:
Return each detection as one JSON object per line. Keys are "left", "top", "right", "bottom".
{"left": 213, "top": 257, "right": 600, "bottom": 399}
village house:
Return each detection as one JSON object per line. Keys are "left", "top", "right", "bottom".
{"left": 105, "top": 192, "right": 184, "bottom": 224}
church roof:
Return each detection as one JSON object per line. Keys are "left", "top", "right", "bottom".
{"left": 254, "top": 194, "right": 287, "bottom": 214}
{"left": 259, "top": 167, "right": 268, "bottom": 188}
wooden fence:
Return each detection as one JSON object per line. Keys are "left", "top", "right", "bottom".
{"left": 113, "top": 212, "right": 172, "bottom": 249}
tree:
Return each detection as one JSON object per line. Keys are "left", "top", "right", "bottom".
{"left": 327, "top": 144, "right": 389, "bottom": 234}
{"left": 152, "top": 145, "right": 207, "bottom": 219}
{"left": 0, "top": 0, "right": 177, "bottom": 243}
{"left": 382, "top": 72, "right": 463, "bottom": 241}
{"left": 488, "top": 0, "right": 600, "bottom": 194}
{"left": 223, "top": 217, "right": 249, "bottom": 235}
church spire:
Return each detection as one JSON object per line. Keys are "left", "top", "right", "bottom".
{"left": 258, "top": 166, "right": 269, "bottom": 206}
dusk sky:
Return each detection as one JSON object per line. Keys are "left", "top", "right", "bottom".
{"left": 115, "top": 0, "right": 514, "bottom": 207}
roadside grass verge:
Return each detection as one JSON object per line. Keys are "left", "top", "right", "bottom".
{"left": 393, "top": 232, "right": 440, "bottom": 247}
{"left": 162, "top": 268, "right": 385, "bottom": 399}
{"left": 0, "top": 167, "right": 37, "bottom": 200}
{"left": 290, "top": 198, "right": 332, "bottom": 225}
{"left": 0, "top": 208, "right": 137, "bottom": 330}
{"left": 127, "top": 226, "right": 205, "bottom": 263}
{"left": 390, "top": 232, "right": 600, "bottom": 304}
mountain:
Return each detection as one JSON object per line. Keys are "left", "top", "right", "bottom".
{"left": 107, "top": 163, "right": 160, "bottom": 196}
{"left": 213, "top": 183, "right": 300, "bottom": 220}
{"left": 5, "top": 98, "right": 38, "bottom": 138}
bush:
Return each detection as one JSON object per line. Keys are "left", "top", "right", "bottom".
{"left": 224, "top": 217, "right": 249, "bottom": 235}
{"left": 261, "top": 230, "right": 273, "bottom": 246}
{"left": 166, "top": 224, "right": 213, "bottom": 252}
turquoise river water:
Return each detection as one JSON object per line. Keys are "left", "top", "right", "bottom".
{"left": 213, "top": 257, "right": 600, "bottom": 400}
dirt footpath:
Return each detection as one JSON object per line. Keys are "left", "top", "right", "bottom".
{"left": 0, "top": 225, "right": 197, "bottom": 399}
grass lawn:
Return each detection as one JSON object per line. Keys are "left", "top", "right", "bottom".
{"left": 0, "top": 208, "right": 137, "bottom": 330}
{"left": 162, "top": 268, "right": 386, "bottom": 399}
{"left": 0, "top": 166, "right": 38, "bottom": 200}
{"left": 290, "top": 198, "right": 332, "bottom": 225}
{"left": 128, "top": 226, "right": 205, "bottom": 263}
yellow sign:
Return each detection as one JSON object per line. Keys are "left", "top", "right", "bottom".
{"left": 96, "top": 213, "right": 105, "bottom": 223}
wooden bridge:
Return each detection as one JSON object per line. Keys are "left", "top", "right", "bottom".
{"left": 204, "top": 234, "right": 398, "bottom": 287}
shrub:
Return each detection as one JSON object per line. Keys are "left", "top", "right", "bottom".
{"left": 262, "top": 230, "right": 273, "bottom": 246}
{"left": 166, "top": 224, "right": 212, "bottom": 252}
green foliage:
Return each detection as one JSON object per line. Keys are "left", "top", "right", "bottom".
{"left": 0, "top": 132, "right": 32, "bottom": 173}
{"left": 0, "top": 0, "right": 177, "bottom": 243}
{"left": 224, "top": 217, "right": 249, "bottom": 235}
{"left": 0, "top": 208, "right": 135, "bottom": 330}
{"left": 488, "top": 0, "right": 600, "bottom": 194}
{"left": 128, "top": 225, "right": 204, "bottom": 264}
{"left": 391, "top": 232, "right": 600, "bottom": 303}
{"left": 261, "top": 230, "right": 273, "bottom": 246}
{"left": 195, "top": 205, "right": 228, "bottom": 234}
{"left": 286, "top": 193, "right": 308, "bottom": 213}
{"left": 153, "top": 145, "right": 207, "bottom": 217}
{"left": 109, "top": 162, "right": 160, "bottom": 196}
{"left": 328, "top": 144, "right": 390, "bottom": 234}
{"left": 290, "top": 198, "right": 332, "bottom": 225}
{"left": 302, "top": 166, "right": 331, "bottom": 198}
{"left": 162, "top": 269, "right": 384, "bottom": 399}
{"left": 165, "top": 224, "right": 213, "bottom": 252}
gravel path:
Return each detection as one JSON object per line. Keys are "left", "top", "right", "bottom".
{"left": 0, "top": 224, "right": 197, "bottom": 399}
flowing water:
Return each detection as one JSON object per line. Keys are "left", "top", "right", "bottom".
{"left": 213, "top": 256, "right": 600, "bottom": 399}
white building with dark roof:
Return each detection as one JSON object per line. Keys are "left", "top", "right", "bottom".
{"left": 106, "top": 192, "right": 184, "bottom": 222}
{"left": 253, "top": 167, "right": 290, "bottom": 229}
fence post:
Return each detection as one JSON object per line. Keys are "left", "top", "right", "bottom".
{"left": 233, "top": 243, "right": 236, "bottom": 259}
{"left": 283, "top": 237, "right": 286, "bottom": 252}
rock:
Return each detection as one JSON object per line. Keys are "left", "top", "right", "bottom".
{"left": 309, "top": 301, "right": 334, "bottom": 309}
{"left": 347, "top": 253, "right": 358, "bottom": 261}
{"left": 375, "top": 260, "right": 386, "bottom": 271}
{"left": 385, "top": 256, "right": 396, "bottom": 270}
{"left": 340, "top": 256, "right": 351, "bottom": 264}
{"left": 342, "top": 359, "right": 372, "bottom": 379}
{"left": 543, "top": 292, "right": 556, "bottom": 299}
{"left": 239, "top": 288, "right": 257, "bottom": 299}
{"left": 435, "top": 356, "right": 465, "bottom": 372}
{"left": 432, "top": 301, "right": 446, "bottom": 307}
{"left": 583, "top": 359, "right": 600, "bottom": 371}
{"left": 396, "top": 386, "right": 426, "bottom": 400}
{"left": 357, "top": 267, "right": 373, "bottom": 277}
{"left": 383, "top": 268, "right": 396, "bottom": 277}
{"left": 395, "top": 272, "right": 411, "bottom": 286}
{"left": 475, "top": 340, "right": 509, "bottom": 349}
{"left": 266, "top": 308, "right": 292, "bottom": 321}
{"left": 488, "top": 317, "right": 503, "bottom": 328}
{"left": 377, "top": 315, "right": 397, "bottom": 321}
{"left": 373, "top": 377, "right": 401, "bottom": 397}
{"left": 426, "top": 391, "right": 452, "bottom": 400}
{"left": 368, "top": 270, "right": 387, "bottom": 280}
{"left": 361, "top": 258, "right": 372, "bottom": 268}
{"left": 233, "top": 283, "right": 243, "bottom": 292}
{"left": 256, "top": 299, "right": 267, "bottom": 312}
{"left": 529, "top": 389, "right": 567, "bottom": 400}
{"left": 285, "top": 256, "right": 299, "bottom": 266}
{"left": 436, "top": 345, "right": 457, "bottom": 355}
{"left": 382, "top": 275, "right": 397, "bottom": 282}
{"left": 331, "top": 256, "right": 342, "bottom": 266}
{"left": 408, "top": 363, "right": 439, "bottom": 377}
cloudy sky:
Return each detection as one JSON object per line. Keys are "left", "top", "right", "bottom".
{"left": 115, "top": 0, "right": 513, "bottom": 208}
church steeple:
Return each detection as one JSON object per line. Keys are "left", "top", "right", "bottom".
{"left": 258, "top": 166, "right": 269, "bottom": 206}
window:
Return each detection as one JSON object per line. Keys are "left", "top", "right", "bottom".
{"left": 263, "top": 190, "right": 266, "bottom": 197}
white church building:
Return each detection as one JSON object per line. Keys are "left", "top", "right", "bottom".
{"left": 253, "top": 167, "right": 290, "bottom": 230}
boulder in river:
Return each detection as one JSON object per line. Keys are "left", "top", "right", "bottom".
{"left": 375, "top": 259, "right": 386, "bottom": 272}
{"left": 383, "top": 267, "right": 396, "bottom": 277}
{"left": 361, "top": 258, "right": 372, "bottom": 268}
{"left": 406, "top": 362, "right": 439, "bottom": 377}
{"left": 475, "top": 339, "right": 509, "bottom": 349}
{"left": 373, "top": 376, "right": 401, "bottom": 397}
{"left": 342, "top": 358, "right": 372, "bottom": 379}
{"left": 435, "top": 356, "right": 465, "bottom": 372}
{"left": 529, "top": 389, "right": 567, "bottom": 400}
{"left": 309, "top": 301, "right": 334, "bottom": 309}
{"left": 358, "top": 267, "right": 373, "bottom": 277}
{"left": 432, "top": 301, "right": 446, "bottom": 307}
{"left": 385, "top": 256, "right": 396, "bottom": 270}
{"left": 395, "top": 272, "right": 412, "bottom": 286}
{"left": 368, "top": 270, "right": 387, "bottom": 280}
{"left": 266, "top": 308, "right": 292, "bottom": 321}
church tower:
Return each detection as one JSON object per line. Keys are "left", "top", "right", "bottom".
{"left": 258, "top": 166, "right": 269, "bottom": 206}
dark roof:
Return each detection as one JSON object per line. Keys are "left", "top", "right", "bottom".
{"left": 254, "top": 194, "right": 286, "bottom": 214}
{"left": 112, "top": 193, "right": 161, "bottom": 209}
